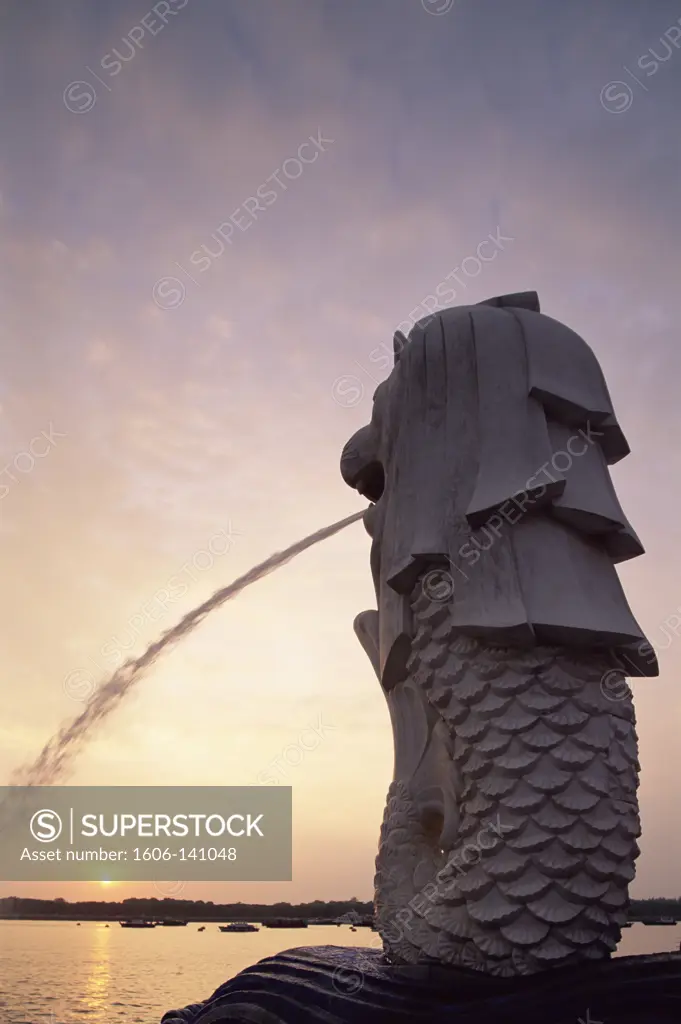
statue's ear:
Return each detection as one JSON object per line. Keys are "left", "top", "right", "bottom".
{"left": 393, "top": 331, "right": 408, "bottom": 364}
{"left": 477, "top": 291, "right": 540, "bottom": 313}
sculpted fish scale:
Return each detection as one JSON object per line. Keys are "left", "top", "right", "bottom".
{"left": 558, "top": 922, "right": 603, "bottom": 944}
{"left": 499, "top": 913, "right": 551, "bottom": 945}
{"left": 540, "top": 663, "right": 586, "bottom": 695}
{"left": 482, "top": 846, "right": 528, "bottom": 881}
{"left": 601, "top": 832, "right": 634, "bottom": 858}
{"left": 499, "top": 866, "right": 552, "bottom": 900}
{"left": 533, "top": 800, "right": 581, "bottom": 832}
{"left": 455, "top": 713, "right": 489, "bottom": 742}
{"left": 461, "top": 749, "right": 488, "bottom": 777}
{"left": 544, "top": 703, "right": 591, "bottom": 731}
{"left": 581, "top": 805, "right": 621, "bottom": 834}
{"left": 454, "top": 673, "right": 491, "bottom": 703}
{"left": 417, "top": 901, "right": 455, "bottom": 929}
{"left": 581, "top": 943, "right": 609, "bottom": 959}
{"left": 456, "top": 813, "right": 485, "bottom": 840}
{"left": 552, "top": 780, "right": 601, "bottom": 812}
{"left": 526, "top": 892, "right": 584, "bottom": 924}
{"left": 441, "top": 696, "right": 469, "bottom": 725}
{"left": 571, "top": 691, "right": 607, "bottom": 714}
{"left": 608, "top": 772, "right": 639, "bottom": 805}
{"left": 495, "top": 704, "right": 540, "bottom": 733}
{"left": 556, "top": 822, "right": 602, "bottom": 853}
{"left": 517, "top": 689, "right": 567, "bottom": 713}
{"left": 436, "top": 923, "right": 473, "bottom": 953}
{"left": 472, "top": 931, "right": 515, "bottom": 958}
{"left": 488, "top": 808, "right": 526, "bottom": 836}
{"left": 452, "top": 739, "right": 474, "bottom": 765}
{"left": 371, "top": 606, "right": 639, "bottom": 975}
{"left": 474, "top": 658, "right": 510, "bottom": 682}
{"left": 490, "top": 672, "right": 534, "bottom": 695}
{"left": 517, "top": 721, "right": 564, "bottom": 751}
{"left": 584, "top": 854, "right": 621, "bottom": 881}
{"left": 421, "top": 643, "right": 449, "bottom": 670}
{"left": 608, "top": 743, "right": 632, "bottom": 773}
{"left": 534, "top": 840, "right": 584, "bottom": 875}
{"left": 436, "top": 660, "right": 470, "bottom": 687}
{"left": 467, "top": 888, "right": 524, "bottom": 926}
{"left": 429, "top": 688, "right": 455, "bottom": 711}
{"left": 584, "top": 904, "right": 610, "bottom": 926}
{"left": 507, "top": 821, "right": 554, "bottom": 853}
{"left": 551, "top": 740, "right": 596, "bottom": 770}
{"left": 462, "top": 790, "right": 494, "bottom": 816}
{"left": 425, "top": 905, "right": 471, "bottom": 935}
{"left": 473, "top": 774, "right": 516, "bottom": 798}
{"left": 613, "top": 715, "right": 635, "bottom": 737}
{"left": 498, "top": 780, "right": 547, "bottom": 811}
{"left": 523, "top": 760, "right": 573, "bottom": 793}
{"left": 571, "top": 716, "right": 612, "bottom": 751}
{"left": 580, "top": 774, "right": 614, "bottom": 801}
{"left": 531, "top": 937, "right": 577, "bottom": 961}
{"left": 615, "top": 809, "right": 641, "bottom": 837}
{"left": 475, "top": 728, "right": 512, "bottom": 756}
{"left": 471, "top": 691, "right": 513, "bottom": 717}
{"left": 494, "top": 749, "right": 542, "bottom": 774}
{"left": 413, "top": 923, "right": 441, "bottom": 957}
{"left": 611, "top": 862, "right": 636, "bottom": 885}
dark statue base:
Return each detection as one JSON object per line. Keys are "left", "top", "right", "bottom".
{"left": 161, "top": 945, "right": 681, "bottom": 1023}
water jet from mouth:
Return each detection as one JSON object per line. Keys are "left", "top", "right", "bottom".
{"left": 8, "top": 510, "right": 364, "bottom": 788}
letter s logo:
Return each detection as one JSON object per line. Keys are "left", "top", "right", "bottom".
{"left": 30, "top": 809, "right": 63, "bottom": 842}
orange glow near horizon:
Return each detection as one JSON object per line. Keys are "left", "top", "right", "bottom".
{"left": 1, "top": 0, "right": 681, "bottom": 910}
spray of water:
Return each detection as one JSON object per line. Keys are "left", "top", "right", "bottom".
{"left": 9, "top": 510, "right": 365, "bottom": 787}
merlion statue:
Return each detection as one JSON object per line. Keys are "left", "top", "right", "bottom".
{"left": 162, "top": 290, "right": 679, "bottom": 1022}
{"left": 340, "top": 291, "right": 658, "bottom": 978}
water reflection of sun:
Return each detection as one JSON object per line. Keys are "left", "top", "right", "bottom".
{"left": 81, "top": 922, "right": 111, "bottom": 1018}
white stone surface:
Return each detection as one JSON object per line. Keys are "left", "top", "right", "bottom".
{"left": 341, "top": 292, "right": 656, "bottom": 976}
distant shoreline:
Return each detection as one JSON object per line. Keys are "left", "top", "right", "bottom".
{"left": 1, "top": 896, "right": 679, "bottom": 923}
{"left": 0, "top": 895, "right": 374, "bottom": 923}
{"left": 0, "top": 921, "right": 358, "bottom": 929}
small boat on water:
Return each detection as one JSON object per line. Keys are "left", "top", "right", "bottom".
{"left": 158, "top": 919, "right": 188, "bottom": 926}
{"left": 198, "top": 926, "right": 205, "bottom": 932}
{"left": 120, "top": 920, "right": 156, "bottom": 928}
{"left": 219, "top": 922, "right": 259, "bottom": 932}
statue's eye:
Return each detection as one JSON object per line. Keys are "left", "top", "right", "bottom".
{"left": 356, "top": 460, "right": 384, "bottom": 502}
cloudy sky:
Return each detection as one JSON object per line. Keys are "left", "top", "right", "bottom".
{"left": 1, "top": 0, "right": 681, "bottom": 906}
